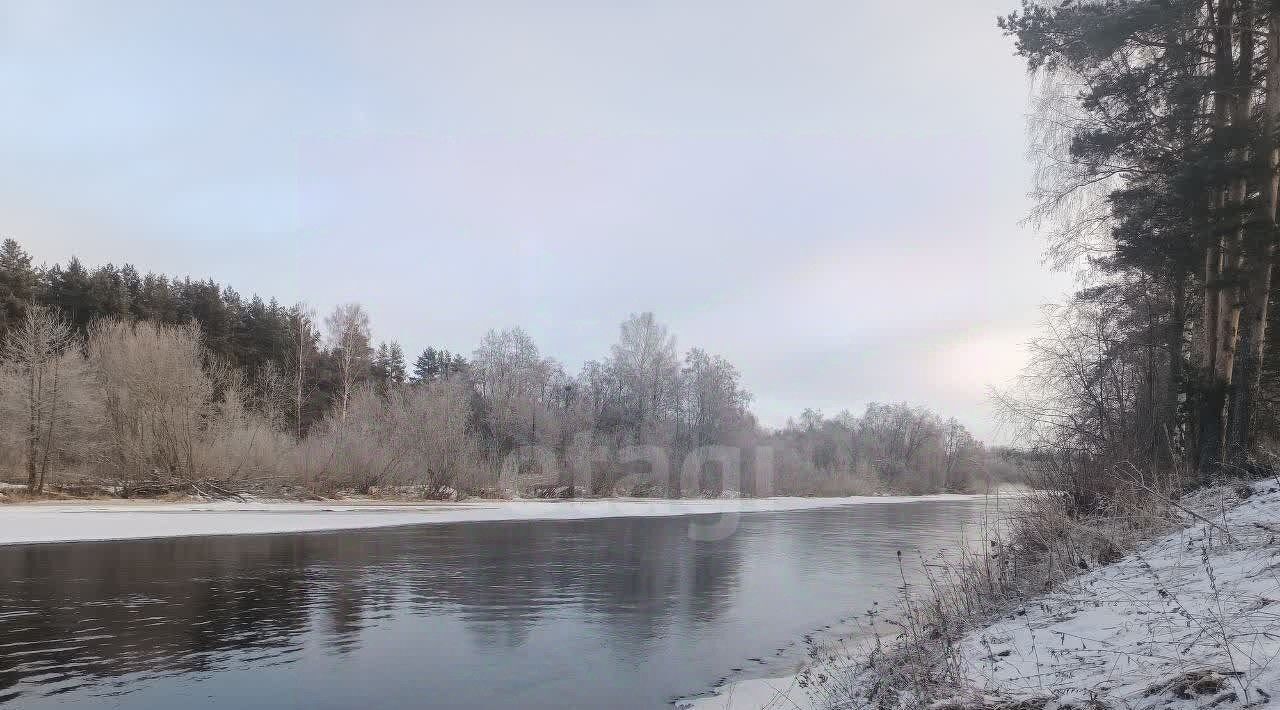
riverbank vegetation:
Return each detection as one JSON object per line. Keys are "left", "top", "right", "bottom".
{"left": 0, "top": 240, "right": 1013, "bottom": 501}
{"left": 775, "top": 480, "right": 1276, "bottom": 710}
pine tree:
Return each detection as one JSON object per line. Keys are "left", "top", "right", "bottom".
{"left": 387, "top": 342, "right": 407, "bottom": 386}
{"left": 44, "top": 257, "right": 92, "bottom": 331}
{"left": 410, "top": 346, "right": 466, "bottom": 384}
{"left": 412, "top": 347, "right": 439, "bottom": 384}
{"left": 371, "top": 342, "right": 391, "bottom": 393}
{"left": 0, "top": 238, "right": 37, "bottom": 341}
{"left": 88, "top": 264, "right": 130, "bottom": 321}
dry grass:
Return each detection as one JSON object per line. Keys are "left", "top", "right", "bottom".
{"left": 800, "top": 467, "right": 1190, "bottom": 710}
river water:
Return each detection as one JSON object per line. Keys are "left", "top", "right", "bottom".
{"left": 0, "top": 498, "right": 1000, "bottom": 709}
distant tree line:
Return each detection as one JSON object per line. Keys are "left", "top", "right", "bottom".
{"left": 0, "top": 239, "right": 1005, "bottom": 498}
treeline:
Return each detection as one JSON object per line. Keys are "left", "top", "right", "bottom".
{"left": 0, "top": 239, "right": 1003, "bottom": 499}
{"left": 997, "top": 0, "right": 1280, "bottom": 508}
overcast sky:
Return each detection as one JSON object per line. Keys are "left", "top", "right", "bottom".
{"left": 0, "top": 0, "right": 1071, "bottom": 440}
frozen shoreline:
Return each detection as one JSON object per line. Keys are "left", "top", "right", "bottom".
{"left": 680, "top": 674, "right": 815, "bottom": 710}
{"left": 0, "top": 493, "right": 992, "bottom": 546}
{"left": 688, "top": 481, "right": 1280, "bottom": 710}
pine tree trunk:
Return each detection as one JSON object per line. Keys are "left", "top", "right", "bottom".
{"left": 1216, "top": 1, "right": 1255, "bottom": 396}
{"left": 1226, "top": 13, "right": 1280, "bottom": 466}
{"left": 1165, "top": 268, "right": 1187, "bottom": 465}
{"left": 1199, "top": 0, "right": 1240, "bottom": 481}
{"left": 1201, "top": 229, "right": 1224, "bottom": 478}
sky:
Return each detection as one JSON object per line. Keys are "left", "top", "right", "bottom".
{"left": 0, "top": 0, "right": 1072, "bottom": 441}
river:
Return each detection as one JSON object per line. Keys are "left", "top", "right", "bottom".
{"left": 0, "top": 497, "right": 1000, "bottom": 709}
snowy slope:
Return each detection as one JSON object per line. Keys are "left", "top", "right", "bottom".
{"left": 955, "top": 482, "right": 1280, "bottom": 709}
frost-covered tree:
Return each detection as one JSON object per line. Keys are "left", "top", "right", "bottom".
{"left": 324, "top": 303, "right": 371, "bottom": 422}
{"left": 0, "top": 306, "right": 97, "bottom": 492}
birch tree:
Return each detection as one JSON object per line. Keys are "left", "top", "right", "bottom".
{"left": 324, "top": 303, "right": 371, "bottom": 422}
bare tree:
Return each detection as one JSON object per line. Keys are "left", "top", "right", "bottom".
{"left": 87, "top": 319, "right": 291, "bottom": 495}
{"left": 396, "top": 376, "right": 482, "bottom": 496}
{"left": 253, "top": 361, "right": 291, "bottom": 431}
{"left": 608, "top": 312, "right": 678, "bottom": 442}
{"left": 471, "top": 327, "right": 561, "bottom": 451}
{"left": 679, "top": 347, "right": 752, "bottom": 450}
{"left": 89, "top": 320, "right": 216, "bottom": 487}
{"left": 324, "top": 303, "right": 371, "bottom": 423}
{"left": 993, "top": 296, "right": 1162, "bottom": 511}
{"left": 1, "top": 306, "right": 90, "bottom": 492}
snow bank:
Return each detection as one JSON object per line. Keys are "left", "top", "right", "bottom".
{"left": 0, "top": 493, "right": 987, "bottom": 546}
{"left": 692, "top": 482, "right": 1280, "bottom": 710}
{"left": 955, "top": 482, "right": 1280, "bottom": 708}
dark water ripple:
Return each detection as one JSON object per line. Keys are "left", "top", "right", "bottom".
{"left": 0, "top": 498, "right": 1001, "bottom": 709}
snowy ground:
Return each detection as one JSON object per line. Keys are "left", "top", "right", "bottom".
{"left": 0, "top": 493, "right": 989, "bottom": 546}
{"left": 690, "top": 481, "right": 1280, "bottom": 710}
{"left": 953, "top": 481, "right": 1280, "bottom": 709}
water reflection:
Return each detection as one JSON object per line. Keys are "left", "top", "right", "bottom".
{"left": 0, "top": 499, "right": 997, "bottom": 709}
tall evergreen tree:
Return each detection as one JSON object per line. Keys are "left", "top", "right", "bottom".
{"left": 411, "top": 346, "right": 438, "bottom": 384}
{"left": 0, "top": 238, "right": 37, "bottom": 341}
{"left": 386, "top": 342, "right": 407, "bottom": 386}
{"left": 1001, "top": 0, "right": 1280, "bottom": 476}
{"left": 44, "top": 257, "right": 93, "bottom": 331}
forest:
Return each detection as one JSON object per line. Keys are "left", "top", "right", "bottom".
{"left": 993, "top": 0, "right": 1280, "bottom": 508}
{"left": 0, "top": 240, "right": 1002, "bottom": 500}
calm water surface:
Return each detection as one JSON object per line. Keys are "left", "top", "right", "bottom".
{"left": 0, "top": 499, "right": 999, "bottom": 709}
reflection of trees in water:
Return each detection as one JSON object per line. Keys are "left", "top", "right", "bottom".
{"left": 771, "top": 501, "right": 996, "bottom": 595}
{"left": 0, "top": 515, "right": 747, "bottom": 703}
{"left": 0, "top": 537, "right": 320, "bottom": 699}
{"left": 405, "top": 517, "right": 746, "bottom": 652}
{"left": 321, "top": 570, "right": 366, "bottom": 655}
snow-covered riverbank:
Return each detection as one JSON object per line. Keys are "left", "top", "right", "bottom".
{"left": 688, "top": 481, "right": 1280, "bottom": 710}
{"left": 950, "top": 481, "right": 1280, "bottom": 708}
{"left": 0, "top": 493, "right": 991, "bottom": 546}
